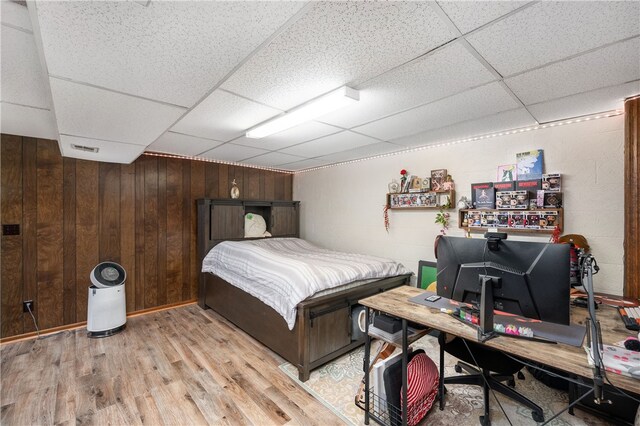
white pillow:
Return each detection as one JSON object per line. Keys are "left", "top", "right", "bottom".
{"left": 244, "top": 213, "right": 268, "bottom": 238}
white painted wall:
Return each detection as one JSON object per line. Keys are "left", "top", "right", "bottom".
{"left": 294, "top": 115, "right": 625, "bottom": 295}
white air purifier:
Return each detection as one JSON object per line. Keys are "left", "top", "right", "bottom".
{"left": 87, "top": 262, "right": 127, "bottom": 338}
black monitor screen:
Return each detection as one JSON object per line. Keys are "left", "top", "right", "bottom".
{"left": 436, "top": 236, "right": 570, "bottom": 325}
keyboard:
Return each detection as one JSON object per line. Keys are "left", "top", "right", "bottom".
{"left": 617, "top": 307, "right": 640, "bottom": 331}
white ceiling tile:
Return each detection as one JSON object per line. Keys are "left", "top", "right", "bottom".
{"left": 1, "top": 1, "right": 32, "bottom": 31}
{"left": 1, "top": 26, "right": 50, "bottom": 109}
{"left": 437, "top": 1, "right": 528, "bottom": 34}
{"left": 319, "top": 42, "right": 496, "bottom": 128}
{"left": 233, "top": 121, "right": 342, "bottom": 151}
{"left": 280, "top": 130, "right": 380, "bottom": 157}
{"left": 199, "top": 143, "right": 268, "bottom": 163}
{"left": 393, "top": 108, "right": 537, "bottom": 148}
{"left": 221, "top": 2, "right": 455, "bottom": 110}
{"left": 0, "top": 102, "right": 58, "bottom": 140}
{"left": 467, "top": 1, "right": 640, "bottom": 76}
{"left": 59, "top": 135, "right": 145, "bottom": 164}
{"left": 278, "top": 158, "right": 331, "bottom": 171}
{"left": 244, "top": 152, "right": 306, "bottom": 167}
{"left": 171, "top": 90, "right": 281, "bottom": 142}
{"left": 146, "top": 132, "right": 223, "bottom": 156}
{"left": 528, "top": 81, "right": 639, "bottom": 123}
{"left": 49, "top": 78, "right": 185, "bottom": 146}
{"left": 506, "top": 38, "right": 640, "bottom": 105}
{"left": 35, "top": 1, "right": 306, "bottom": 107}
{"left": 317, "top": 142, "right": 402, "bottom": 163}
{"left": 352, "top": 82, "right": 519, "bottom": 141}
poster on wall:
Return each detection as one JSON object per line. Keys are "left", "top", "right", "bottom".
{"left": 516, "top": 150, "right": 544, "bottom": 180}
{"left": 497, "top": 164, "right": 517, "bottom": 182}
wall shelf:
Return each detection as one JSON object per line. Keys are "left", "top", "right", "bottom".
{"left": 386, "top": 190, "right": 455, "bottom": 210}
{"left": 459, "top": 208, "right": 563, "bottom": 235}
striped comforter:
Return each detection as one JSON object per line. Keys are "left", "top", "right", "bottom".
{"left": 202, "top": 238, "right": 408, "bottom": 330}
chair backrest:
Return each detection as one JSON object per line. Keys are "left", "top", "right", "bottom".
{"left": 417, "top": 260, "right": 437, "bottom": 290}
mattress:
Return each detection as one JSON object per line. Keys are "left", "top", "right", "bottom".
{"left": 202, "top": 238, "right": 408, "bottom": 329}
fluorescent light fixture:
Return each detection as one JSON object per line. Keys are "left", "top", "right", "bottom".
{"left": 246, "top": 86, "right": 359, "bottom": 139}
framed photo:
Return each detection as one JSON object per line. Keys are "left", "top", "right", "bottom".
{"left": 497, "top": 164, "right": 517, "bottom": 182}
{"left": 430, "top": 169, "right": 447, "bottom": 191}
{"left": 421, "top": 177, "right": 431, "bottom": 191}
{"left": 516, "top": 149, "right": 544, "bottom": 180}
{"left": 409, "top": 176, "right": 422, "bottom": 192}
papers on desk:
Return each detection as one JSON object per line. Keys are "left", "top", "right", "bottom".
{"left": 584, "top": 345, "right": 640, "bottom": 379}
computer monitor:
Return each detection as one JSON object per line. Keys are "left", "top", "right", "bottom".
{"left": 436, "top": 236, "right": 571, "bottom": 326}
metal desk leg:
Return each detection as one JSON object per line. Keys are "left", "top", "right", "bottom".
{"left": 402, "top": 319, "right": 408, "bottom": 426}
{"left": 364, "top": 307, "right": 371, "bottom": 425}
{"left": 439, "top": 332, "right": 445, "bottom": 410}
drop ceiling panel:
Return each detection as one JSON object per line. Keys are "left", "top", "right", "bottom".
{"left": 147, "top": 132, "right": 223, "bottom": 156}
{"left": 353, "top": 82, "right": 520, "bottom": 141}
{"left": 437, "top": 1, "right": 528, "bottom": 34}
{"left": 279, "top": 157, "right": 331, "bottom": 171}
{"left": 1, "top": 26, "right": 51, "bottom": 109}
{"left": 243, "top": 152, "right": 306, "bottom": 167}
{"left": 35, "top": 1, "right": 306, "bottom": 107}
{"left": 317, "top": 142, "right": 401, "bottom": 163}
{"left": 467, "top": 1, "right": 640, "bottom": 76}
{"left": 199, "top": 143, "right": 269, "bottom": 163}
{"left": 506, "top": 38, "right": 640, "bottom": 105}
{"left": 171, "top": 90, "right": 281, "bottom": 142}
{"left": 1, "top": 1, "right": 32, "bottom": 31}
{"left": 59, "top": 135, "right": 145, "bottom": 164}
{"left": 0, "top": 102, "right": 57, "bottom": 140}
{"left": 280, "top": 130, "right": 380, "bottom": 158}
{"left": 393, "top": 108, "right": 537, "bottom": 148}
{"left": 528, "top": 81, "right": 639, "bottom": 123}
{"left": 221, "top": 2, "right": 455, "bottom": 110}
{"left": 50, "top": 78, "right": 185, "bottom": 146}
{"left": 319, "top": 42, "right": 495, "bottom": 129}
{"left": 233, "top": 121, "right": 342, "bottom": 151}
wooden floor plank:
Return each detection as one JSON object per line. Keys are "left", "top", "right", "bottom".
{"left": 0, "top": 304, "right": 343, "bottom": 426}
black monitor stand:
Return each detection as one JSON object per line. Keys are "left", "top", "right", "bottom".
{"left": 478, "top": 274, "right": 500, "bottom": 342}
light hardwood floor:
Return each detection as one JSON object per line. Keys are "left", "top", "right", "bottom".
{"left": 0, "top": 304, "right": 344, "bottom": 425}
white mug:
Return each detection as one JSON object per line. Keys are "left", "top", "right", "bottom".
{"left": 358, "top": 309, "right": 367, "bottom": 333}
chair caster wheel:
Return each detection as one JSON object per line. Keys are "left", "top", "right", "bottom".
{"left": 480, "top": 415, "right": 491, "bottom": 426}
{"left": 517, "top": 371, "right": 525, "bottom": 380}
{"left": 508, "top": 379, "right": 516, "bottom": 387}
{"left": 454, "top": 364, "right": 462, "bottom": 373}
{"left": 532, "top": 411, "right": 544, "bottom": 422}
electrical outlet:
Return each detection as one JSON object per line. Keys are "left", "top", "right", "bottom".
{"left": 23, "top": 300, "right": 34, "bottom": 313}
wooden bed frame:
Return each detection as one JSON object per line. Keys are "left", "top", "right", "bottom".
{"left": 196, "top": 199, "right": 410, "bottom": 381}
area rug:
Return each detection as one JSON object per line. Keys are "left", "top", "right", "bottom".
{"left": 280, "top": 335, "right": 610, "bottom": 426}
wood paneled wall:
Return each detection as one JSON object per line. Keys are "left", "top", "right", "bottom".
{"left": 624, "top": 98, "right": 639, "bottom": 300}
{"left": 0, "top": 135, "right": 293, "bottom": 338}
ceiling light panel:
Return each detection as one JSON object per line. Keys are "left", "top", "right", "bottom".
{"left": 505, "top": 37, "right": 640, "bottom": 105}
{"left": 199, "top": 143, "right": 269, "bottom": 163}
{"left": 234, "top": 121, "right": 342, "bottom": 151}
{"left": 1, "top": 26, "right": 51, "bottom": 109}
{"left": 319, "top": 42, "right": 495, "bottom": 129}
{"left": 246, "top": 86, "right": 358, "bottom": 139}
{"left": 353, "top": 82, "right": 519, "bottom": 141}
{"left": 527, "top": 81, "right": 639, "bottom": 123}
{"left": 242, "top": 152, "right": 306, "bottom": 167}
{"left": 49, "top": 78, "right": 185, "bottom": 146}
{"left": 221, "top": 2, "right": 455, "bottom": 110}
{"left": 393, "top": 108, "right": 536, "bottom": 148}
{"left": 467, "top": 1, "right": 640, "bottom": 76}
{"left": 59, "top": 135, "right": 145, "bottom": 164}
{"left": 1, "top": 1, "right": 32, "bottom": 31}
{"left": 35, "top": 1, "right": 306, "bottom": 107}
{"left": 280, "top": 130, "right": 380, "bottom": 158}
{"left": 147, "top": 132, "right": 224, "bottom": 157}
{"left": 171, "top": 90, "right": 281, "bottom": 142}
{"left": 0, "top": 102, "right": 57, "bottom": 140}
{"left": 437, "top": 1, "right": 528, "bottom": 34}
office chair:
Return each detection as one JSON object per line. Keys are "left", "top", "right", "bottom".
{"left": 438, "top": 334, "right": 544, "bottom": 425}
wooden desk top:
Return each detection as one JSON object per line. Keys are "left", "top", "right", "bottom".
{"left": 360, "top": 286, "right": 639, "bottom": 394}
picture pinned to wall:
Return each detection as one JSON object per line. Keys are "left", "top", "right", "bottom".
{"left": 516, "top": 149, "right": 544, "bottom": 180}
{"left": 497, "top": 164, "right": 517, "bottom": 182}
{"left": 430, "top": 169, "right": 447, "bottom": 191}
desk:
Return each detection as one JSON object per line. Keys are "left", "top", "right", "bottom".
{"left": 359, "top": 286, "right": 639, "bottom": 424}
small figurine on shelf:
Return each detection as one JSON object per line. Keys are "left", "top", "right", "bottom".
{"left": 400, "top": 169, "right": 408, "bottom": 190}
{"left": 442, "top": 175, "right": 455, "bottom": 191}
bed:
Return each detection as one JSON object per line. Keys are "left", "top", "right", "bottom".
{"left": 196, "top": 199, "right": 410, "bottom": 381}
